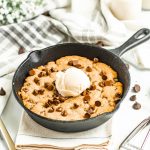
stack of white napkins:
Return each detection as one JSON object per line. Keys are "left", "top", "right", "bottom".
{"left": 15, "top": 112, "right": 111, "bottom": 150}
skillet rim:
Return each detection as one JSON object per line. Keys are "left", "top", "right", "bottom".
{"left": 12, "top": 43, "right": 130, "bottom": 123}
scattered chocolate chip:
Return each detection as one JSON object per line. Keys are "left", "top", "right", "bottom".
{"left": 44, "top": 102, "right": 50, "bottom": 108}
{"left": 73, "top": 103, "right": 79, "bottom": 109}
{"left": 84, "top": 113, "right": 91, "bottom": 119}
{"left": 53, "top": 100, "right": 60, "bottom": 106}
{"left": 18, "top": 47, "right": 25, "bottom": 54}
{"left": 130, "top": 95, "right": 136, "bottom": 101}
{"left": 32, "top": 89, "right": 38, "bottom": 96}
{"left": 45, "top": 68, "right": 50, "bottom": 75}
{"left": 104, "top": 80, "right": 113, "bottom": 86}
{"left": 51, "top": 67, "right": 57, "bottom": 72}
{"left": 68, "top": 60, "right": 74, "bottom": 66}
{"left": 83, "top": 95, "right": 91, "bottom": 101}
{"left": 47, "top": 99, "right": 53, "bottom": 105}
{"left": 102, "top": 75, "right": 107, "bottom": 80}
{"left": 95, "top": 101, "right": 101, "bottom": 107}
{"left": 56, "top": 107, "right": 63, "bottom": 112}
{"left": 86, "top": 66, "right": 92, "bottom": 72}
{"left": 38, "top": 89, "right": 44, "bottom": 95}
{"left": 133, "top": 84, "right": 141, "bottom": 93}
{"left": 81, "top": 90, "right": 88, "bottom": 96}
{"left": 34, "top": 77, "right": 40, "bottom": 84}
{"left": 132, "top": 102, "right": 141, "bottom": 110}
{"left": 59, "top": 97, "right": 65, "bottom": 103}
{"left": 44, "top": 82, "right": 54, "bottom": 91}
{"left": 29, "top": 69, "right": 35, "bottom": 76}
{"left": 90, "top": 84, "right": 96, "bottom": 90}
{"left": 74, "top": 64, "right": 83, "bottom": 69}
{"left": 0, "top": 87, "right": 6, "bottom": 96}
{"left": 48, "top": 107, "right": 54, "bottom": 113}
{"left": 61, "top": 110, "right": 68, "bottom": 117}
{"left": 93, "top": 58, "right": 99, "bottom": 63}
{"left": 99, "top": 81, "right": 105, "bottom": 87}
{"left": 38, "top": 71, "right": 46, "bottom": 77}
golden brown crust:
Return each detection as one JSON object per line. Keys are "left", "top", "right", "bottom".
{"left": 19, "top": 56, "right": 123, "bottom": 121}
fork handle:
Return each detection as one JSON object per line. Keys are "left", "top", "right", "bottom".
{"left": 0, "top": 117, "right": 16, "bottom": 150}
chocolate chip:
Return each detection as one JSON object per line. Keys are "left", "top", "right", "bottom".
{"left": 93, "top": 58, "right": 99, "bottom": 63}
{"left": 95, "top": 101, "right": 101, "bottom": 107}
{"left": 86, "top": 66, "right": 92, "bottom": 72}
{"left": 34, "top": 77, "right": 40, "bottom": 84}
{"left": 102, "top": 75, "right": 107, "bottom": 80}
{"left": 32, "top": 89, "right": 38, "bottom": 96}
{"left": 132, "top": 102, "right": 141, "bottom": 110}
{"left": 61, "top": 110, "right": 68, "bottom": 117}
{"left": 18, "top": 47, "right": 25, "bottom": 54}
{"left": 68, "top": 60, "right": 74, "bottom": 66}
{"left": 47, "top": 99, "right": 53, "bottom": 105}
{"left": 29, "top": 69, "right": 35, "bottom": 76}
{"left": 38, "top": 71, "right": 46, "bottom": 77}
{"left": 38, "top": 89, "right": 44, "bottom": 95}
{"left": 104, "top": 80, "right": 113, "bottom": 86}
{"left": 51, "top": 67, "right": 57, "bottom": 72}
{"left": 130, "top": 95, "right": 136, "bottom": 101}
{"left": 44, "top": 82, "right": 54, "bottom": 91}
{"left": 53, "top": 100, "right": 60, "bottom": 106}
{"left": 56, "top": 107, "right": 63, "bottom": 112}
{"left": 90, "top": 84, "right": 96, "bottom": 90}
{"left": 99, "top": 81, "right": 105, "bottom": 87}
{"left": 83, "top": 95, "right": 91, "bottom": 101}
{"left": 81, "top": 90, "right": 88, "bottom": 96}
{"left": 44, "top": 102, "right": 50, "bottom": 108}
{"left": 48, "top": 107, "right": 54, "bottom": 113}
{"left": 84, "top": 113, "right": 91, "bottom": 119}
{"left": 73, "top": 103, "right": 79, "bottom": 109}
{"left": 74, "top": 64, "right": 83, "bottom": 69}
{"left": 133, "top": 84, "right": 141, "bottom": 93}
{"left": 0, "top": 87, "right": 6, "bottom": 96}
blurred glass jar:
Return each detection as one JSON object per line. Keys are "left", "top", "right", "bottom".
{"left": 142, "top": 0, "right": 150, "bottom": 10}
{"left": 110, "top": 0, "right": 142, "bottom": 20}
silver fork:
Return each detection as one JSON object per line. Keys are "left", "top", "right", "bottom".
{"left": 0, "top": 117, "right": 16, "bottom": 150}
{"left": 119, "top": 117, "right": 150, "bottom": 150}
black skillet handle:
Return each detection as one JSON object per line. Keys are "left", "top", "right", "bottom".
{"left": 110, "top": 28, "right": 150, "bottom": 57}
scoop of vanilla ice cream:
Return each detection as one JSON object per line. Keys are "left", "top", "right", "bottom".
{"left": 55, "top": 67, "right": 91, "bottom": 97}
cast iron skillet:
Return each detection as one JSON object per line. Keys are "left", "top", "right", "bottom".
{"left": 13, "top": 28, "right": 150, "bottom": 132}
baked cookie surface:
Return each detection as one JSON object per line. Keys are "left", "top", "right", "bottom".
{"left": 19, "top": 56, "right": 123, "bottom": 121}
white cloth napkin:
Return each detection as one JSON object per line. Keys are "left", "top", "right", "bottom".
{"left": 15, "top": 112, "right": 110, "bottom": 149}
